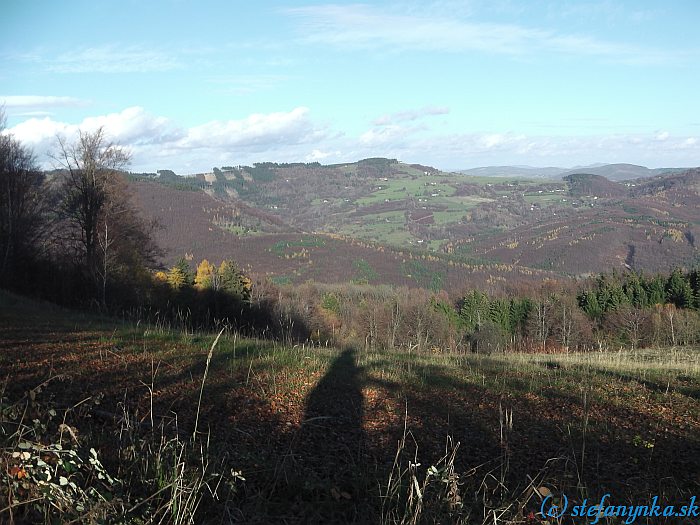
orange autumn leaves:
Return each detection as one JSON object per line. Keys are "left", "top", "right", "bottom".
{"left": 155, "top": 258, "right": 252, "bottom": 301}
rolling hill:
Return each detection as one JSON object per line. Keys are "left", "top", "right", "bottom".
{"left": 128, "top": 160, "right": 700, "bottom": 291}
{"left": 563, "top": 173, "right": 628, "bottom": 198}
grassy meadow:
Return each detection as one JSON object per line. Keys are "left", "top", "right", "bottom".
{"left": 1, "top": 291, "right": 699, "bottom": 523}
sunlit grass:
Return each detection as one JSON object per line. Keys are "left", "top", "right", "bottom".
{"left": 356, "top": 346, "right": 700, "bottom": 401}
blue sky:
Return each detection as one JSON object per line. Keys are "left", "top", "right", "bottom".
{"left": 2, "top": 0, "right": 699, "bottom": 172}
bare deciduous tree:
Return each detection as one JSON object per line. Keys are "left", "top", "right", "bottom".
{"left": 529, "top": 296, "right": 554, "bottom": 351}
{"left": 54, "top": 127, "right": 158, "bottom": 305}
{"left": 607, "top": 306, "right": 650, "bottom": 350}
{"left": 55, "top": 127, "right": 130, "bottom": 275}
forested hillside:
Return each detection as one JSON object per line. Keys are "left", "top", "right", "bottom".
{"left": 129, "top": 160, "right": 700, "bottom": 289}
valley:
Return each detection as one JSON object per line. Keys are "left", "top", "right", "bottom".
{"left": 130, "top": 160, "right": 700, "bottom": 292}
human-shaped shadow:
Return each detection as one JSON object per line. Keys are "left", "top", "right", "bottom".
{"left": 291, "top": 347, "right": 368, "bottom": 521}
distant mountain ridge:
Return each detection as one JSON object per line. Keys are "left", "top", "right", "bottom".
{"left": 459, "top": 163, "right": 686, "bottom": 181}
{"left": 560, "top": 164, "right": 686, "bottom": 181}
{"left": 457, "top": 165, "right": 566, "bottom": 179}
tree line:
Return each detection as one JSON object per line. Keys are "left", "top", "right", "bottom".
{"left": 454, "top": 268, "right": 700, "bottom": 352}
{"left": 148, "top": 259, "right": 700, "bottom": 353}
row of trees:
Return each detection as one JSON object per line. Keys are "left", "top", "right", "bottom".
{"left": 156, "top": 258, "right": 252, "bottom": 301}
{"left": 578, "top": 269, "right": 700, "bottom": 317}
{"left": 166, "top": 268, "right": 697, "bottom": 354}
{"left": 242, "top": 269, "right": 700, "bottom": 353}
{"left": 455, "top": 286, "right": 698, "bottom": 352}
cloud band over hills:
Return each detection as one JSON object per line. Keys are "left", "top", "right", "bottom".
{"left": 3, "top": 104, "right": 699, "bottom": 173}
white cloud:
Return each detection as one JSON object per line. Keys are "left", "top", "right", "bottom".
{"left": 9, "top": 117, "right": 72, "bottom": 148}
{"left": 80, "top": 107, "right": 184, "bottom": 145}
{"left": 8, "top": 107, "right": 183, "bottom": 153}
{"left": 48, "top": 45, "right": 181, "bottom": 74}
{"left": 182, "top": 107, "right": 325, "bottom": 151}
{"left": 287, "top": 4, "right": 541, "bottom": 54}
{"left": 550, "top": 2, "right": 658, "bottom": 25}
{"left": 478, "top": 133, "right": 509, "bottom": 149}
{"left": 409, "top": 132, "right": 700, "bottom": 168}
{"left": 346, "top": 126, "right": 700, "bottom": 169}
{"left": 0, "top": 95, "right": 89, "bottom": 109}
{"left": 361, "top": 106, "right": 449, "bottom": 148}
{"left": 674, "top": 137, "right": 698, "bottom": 150}
{"left": 306, "top": 148, "right": 339, "bottom": 161}
{"left": 359, "top": 124, "right": 423, "bottom": 146}
{"left": 206, "top": 74, "right": 290, "bottom": 95}
{"left": 5, "top": 106, "right": 330, "bottom": 170}
{"left": 373, "top": 106, "right": 449, "bottom": 126}
{"left": 285, "top": 4, "right": 685, "bottom": 65}
{"left": 12, "top": 111, "right": 55, "bottom": 118}
{"left": 5, "top": 106, "right": 699, "bottom": 172}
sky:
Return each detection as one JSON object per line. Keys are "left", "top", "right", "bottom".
{"left": 2, "top": 0, "right": 699, "bottom": 173}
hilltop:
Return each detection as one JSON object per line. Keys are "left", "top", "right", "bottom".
{"left": 563, "top": 173, "right": 628, "bottom": 198}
